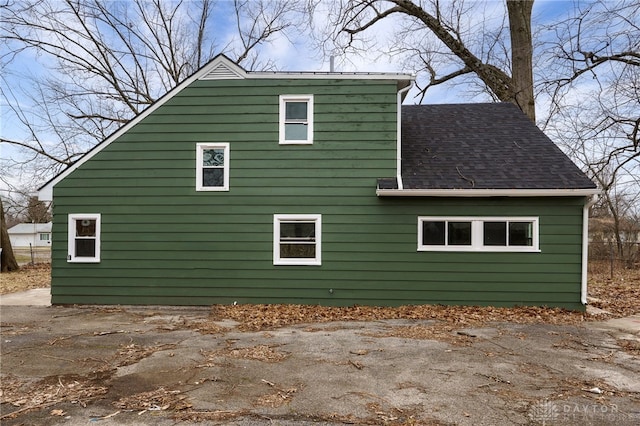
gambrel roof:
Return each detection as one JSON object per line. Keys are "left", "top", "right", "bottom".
{"left": 378, "top": 103, "right": 597, "bottom": 196}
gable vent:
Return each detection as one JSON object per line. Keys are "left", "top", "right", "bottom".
{"left": 201, "top": 63, "right": 243, "bottom": 80}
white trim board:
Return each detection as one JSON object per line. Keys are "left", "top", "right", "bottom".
{"left": 377, "top": 188, "right": 600, "bottom": 197}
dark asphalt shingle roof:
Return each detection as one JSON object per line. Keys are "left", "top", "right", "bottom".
{"left": 393, "top": 103, "right": 596, "bottom": 190}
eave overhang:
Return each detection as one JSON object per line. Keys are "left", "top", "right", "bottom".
{"left": 376, "top": 188, "right": 601, "bottom": 197}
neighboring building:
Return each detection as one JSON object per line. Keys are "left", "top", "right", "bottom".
{"left": 8, "top": 222, "right": 52, "bottom": 248}
{"left": 38, "top": 55, "right": 598, "bottom": 309}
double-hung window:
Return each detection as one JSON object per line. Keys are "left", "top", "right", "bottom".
{"left": 68, "top": 214, "right": 101, "bottom": 262}
{"left": 418, "top": 217, "right": 539, "bottom": 252}
{"left": 274, "top": 214, "right": 321, "bottom": 265}
{"left": 196, "top": 143, "right": 229, "bottom": 191}
{"left": 279, "top": 95, "right": 313, "bottom": 145}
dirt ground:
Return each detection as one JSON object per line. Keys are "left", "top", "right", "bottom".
{"left": 1, "top": 263, "right": 639, "bottom": 425}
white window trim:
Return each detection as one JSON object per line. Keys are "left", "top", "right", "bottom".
{"left": 274, "top": 214, "right": 322, "bottom": 265}
{"left": 417, "top": 216, "right": 540, "bottom": 252}
{"left": 196, "top": 142, "right": 230, "bottom": 191}
{"left": 68, "top": 214, "right": 101, "bottom": 263}
{"left": 279, "top": 95, "right": 314, "bottom": 145}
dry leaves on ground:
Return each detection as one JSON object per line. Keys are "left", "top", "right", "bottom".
{"left": 201, "top": 344, "right": 290, "bottom": 363}
{"left": 113, "top": 387, "right": 191, "bottom": 412}
{"left": 0, "top": 263, "right": 51, "bottom": 295}
{"left": 0, "top": 374, "right": 108, "bottom": 420}
{"left": 210, "top": 304, "right": 589, "bottom": 332}
{"left": 588, "top": 262, "right": 640, "bottom": 317}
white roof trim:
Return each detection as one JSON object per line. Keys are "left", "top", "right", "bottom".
{"left": 38, "top": 54, "right": 414, "bottom": 201}
{"left": 376, "top": 188, "right": 601, "bottom": 197}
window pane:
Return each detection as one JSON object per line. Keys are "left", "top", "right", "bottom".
{"left": 280, "top": 222, "right": 315, "bottom": 240}
{"left": 422, "top": 221, "right": 445, "bottom": 245}
{"left": 509, "top": 222, "right": 533, "bottom": 246}
{"left": 76, "top": 219, "right": 96, "bottom": 237}
{"left": 40, "top": 233, "right": 50, "bottom": 241}
{"left": 284, "top": 123, "right": 308, "bottom": 140}
{"left": 280, "top": 243, "right": 316, "bottom": 259}
{"left": 285, "top": 101, "right": 307, "bottom": 120}
{"left": 202, "top": 168, "right": 224, "bottom": 187}
{"left": 202, "top": 148, "right": 224, "bottom": 167}
{"left": 484, "top": 222, "right": 507, "bottom": 246}
{"left": 448, "top": 222, "right": 471, "bottom": 245}
{"left": 75, "top": 239, "right": 96, "bottom": 257}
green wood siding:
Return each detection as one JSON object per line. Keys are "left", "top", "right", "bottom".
{"left": 51, "top": 77, "right": 587, "bottom": 310}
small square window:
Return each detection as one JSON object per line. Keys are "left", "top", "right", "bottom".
{"left": 39, "top": 233, "right": 50, "bottom": 241}
{"left": 274, "top": 214, "right": 321, "bottom": 265}
{"left": 483, "top": 222, "right": 507, "bottom": 246}
{"left": 509, "top": 222, "right": 534, "bottom": 246}
{"left": 422, "top": 221, "right": 445, "bottom": 245}
{"left": 279, "top": 95, "right": 313, "bottom": 145}
{"left": 196, "top": 143, "right": 229, "bottom": 191}
{"left": 68, "top": 214, "right": 101, "bottom": 263}
{"left": 448, "top": 221, "right": 472, "bottom": 245}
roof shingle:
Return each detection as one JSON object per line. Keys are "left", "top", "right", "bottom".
{"left": 399, "top": 103, "right": 596, "bottom": 190}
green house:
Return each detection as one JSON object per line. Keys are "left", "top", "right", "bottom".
{"left": 38, "top": 55, "right": 598, "bottom": 310}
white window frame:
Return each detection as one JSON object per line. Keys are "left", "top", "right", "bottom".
{"left": 418, "top": 216, "right": 539, "bottom": 252}
{"left": 274, "top": 214, "right": 322, "bottom": 265}
{"left": 68, "top": 214, "right": 101, "bottom": 263}
{"left": 279, "top": 95, "right": 314, "bottom": 145}
{"left": 196, "top": 142, "right": 230, "bottom": 191}
{"left": 39, "top": 233, "right": 50, "bottom": 241}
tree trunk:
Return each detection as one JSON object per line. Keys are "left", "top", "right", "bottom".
{"left": 1, "top": 197, "right": 20, "bottom": 272}
{"left": 506, "top": 0, "right": 535, "bottom": 121}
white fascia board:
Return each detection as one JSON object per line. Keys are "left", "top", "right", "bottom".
{"left": 376, "top": 188, "right": 601, "bottom": 197}
{"left": 37, "top": 56, "right": 245, "bottom": 201}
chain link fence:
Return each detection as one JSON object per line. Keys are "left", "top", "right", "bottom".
{"left": 13, "top": 247, "right": 52, "bottom": 266}
{"left": 589, "top": 241, "right": 640, "bottom": 277}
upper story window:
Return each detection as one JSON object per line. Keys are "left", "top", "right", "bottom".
{"left": 196, "top": 143, "right": 229, "bottom": 191}
{"left": 418, "top": 217, "right": 539, "bottom": 252}
{"left": 68, "top": 214, "right": 101, "bottom": 263}
{"left": 274, "top": 214, "right": 322, "bottom": 265}
{"left": 279, "top": 95, "right": 313, "bottom": 145}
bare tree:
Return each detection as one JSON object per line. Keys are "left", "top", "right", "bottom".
{"left": 1, "top": 196, "right": 20, "bottom": 272}
{"left": 318, "top": 0, "right": 536, "bottom": 120}
{"left": 539, "top": 0, "right": 639, "bottom": 243}
{"left": 0, "top": 0, "right": 301, "bottom": 182}
{"left": 315, "top": 0, "right": 638, "bottom": 227}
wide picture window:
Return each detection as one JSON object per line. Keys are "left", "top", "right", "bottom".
{"left": 274, "top": 214, "right": 321, "bottom": 265}
{"left": 68, "top": 214, "right": 101, "bottom": 262}
{"left": 418, "top": 217, "right": 538, "bottom": 252}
